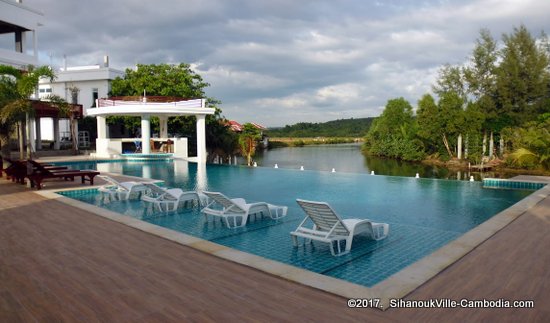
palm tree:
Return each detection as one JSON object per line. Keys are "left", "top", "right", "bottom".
{"left": 0, "top": 73, "right": 19, "bottom": 160}
{"left": 238, "top": 123, "right": 261, "bottom": 166}
{"left": 0, "top": 64, "right": 55, "bottom": 159}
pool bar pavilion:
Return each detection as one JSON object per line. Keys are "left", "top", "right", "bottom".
{"left": 88, "top": 97, "right": 215, "bottom": 162}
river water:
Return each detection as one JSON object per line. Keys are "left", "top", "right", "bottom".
{"left": 249, "top": 143, "right": 512, "bottom": 180}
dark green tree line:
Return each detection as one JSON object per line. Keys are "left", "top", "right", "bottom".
{"left": 364, "top": 25, "right": 550, "bottom": 170}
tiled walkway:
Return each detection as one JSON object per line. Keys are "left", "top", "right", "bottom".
{"left": 0, "top": 176, "right": 549, "bottom": 322}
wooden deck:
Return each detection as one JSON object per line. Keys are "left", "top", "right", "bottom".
{"left": 1, "top": 177, "right": 549, "bottom": 322}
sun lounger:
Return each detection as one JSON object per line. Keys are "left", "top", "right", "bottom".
{"left": 291, "top": 199, "right": 389, "bottom": 256}
{"left": 201, "top": 191, "right": 287, "bottom": 228}
{"left": 26, "top": 160, "right": 99, "bottom": 190}
{"left": 141, "top": 182, "right": 206, "bottom": 212}
{"left": 97, "top": 175, "right": 148, "bottom": 201}
{"left": 3, "top": 158, "right": 27, "bottom": 184}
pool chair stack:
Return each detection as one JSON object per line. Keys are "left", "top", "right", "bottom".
{"left": 141, "top": 182, "right": 207, "bottom": 212}
{"left": 201, "top": 191, "right": 288, "bottom": 228}
{"left": 291, "top": 199, "right": 389, "bottom": 256}
{"left": 97, "top": 175, "right": 149, "bottom": 201}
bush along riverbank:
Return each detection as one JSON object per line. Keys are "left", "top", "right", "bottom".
{"left": 268, "top": 137, "right": 362, "bottom": 148}
{"left": 363, "top": 26, "right": 549, "bottom": 174}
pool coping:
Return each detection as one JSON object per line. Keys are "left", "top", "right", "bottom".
{"left": 36, "top": 174, "right": 550, "bottom": 311}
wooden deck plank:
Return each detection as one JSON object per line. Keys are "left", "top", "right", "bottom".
{"left": 1, "top": 177, "right": 549, "bottom": 322}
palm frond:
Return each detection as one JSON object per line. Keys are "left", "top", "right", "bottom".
{"left": 0, "top": 99, "right": 32, "bottom": 123}
{"left": 43, "top": 94, "right": 71, "bottom": 117}
{"left": 509, "top": 148, "right": 539, "bottom": 167}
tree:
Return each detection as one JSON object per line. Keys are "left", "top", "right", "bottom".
{"left": 0, "top": 73, "right": 19, "bottom": 159}
{"left": 501, "top": 114, "right": 550, "bottom": 170}
{"left": 432, "top": 64, "right": 467, "bottom": 100}
{"left": 437, "top": 92, "right": 466, "bottom": 158}
{"left": 416, "top": 94, "right": 440, "bottom": 154}
{"left": 0, "top": 65, "right": 55, "bottom": 159}
{"left": 206, "top": 121, "right": 238, "bottom": 163}
{"left": 111, "top": 63, "right": 211, "bottom": 98}
{"left": 238, "top": 123, "right": 261, "bottom": 166}
{"left": 496, "top": 25, "right": 550, "bottom": 127}
{"left": 109, "top": 63, "right": 235, "bottom": 156}
{"left": 464, "top": 29, "right": 499, "bottom": 134}
{"left": 364, "top": 98, "right": 424, "bottom": 161}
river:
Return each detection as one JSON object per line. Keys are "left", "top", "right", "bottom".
{"left": 247, "top": 143, "right": 513, "bottom": 180}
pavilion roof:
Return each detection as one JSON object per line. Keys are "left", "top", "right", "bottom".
{"left": 31, "top": 100, "right": 83, "bottom": 119}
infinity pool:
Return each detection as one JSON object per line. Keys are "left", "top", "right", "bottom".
{"left": 58, "top": 160, "right": 532, "bottom": 287}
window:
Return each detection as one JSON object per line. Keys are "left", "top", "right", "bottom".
{"left": 92, "top": 88, "right": 99, "bottom": 107}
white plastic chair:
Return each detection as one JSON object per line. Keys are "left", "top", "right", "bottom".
{"left": 291, "top": 199, "right": 389, "bottom": 256}
{"left": 201, "top": 191, "right": 287, "bottom": 228}
{"left": 97, "top": 175, "right": 147, "bottom": 201}
{"left": 141, "top": 182, "right": 206, "bottom": 212}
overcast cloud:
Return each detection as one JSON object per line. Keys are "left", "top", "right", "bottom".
{"left": 26, "top": 0, "right": 550, "bottom": 126}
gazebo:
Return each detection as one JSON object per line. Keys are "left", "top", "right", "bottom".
{"left": 87, "top": 97, "right": 215, "bottom": 162}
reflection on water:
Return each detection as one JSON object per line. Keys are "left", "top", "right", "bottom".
{"left": 66, "top": 144, "right": 516, "bottom": 181}
{"left": 251, "top": 143, "right": 514, "bottom": 180}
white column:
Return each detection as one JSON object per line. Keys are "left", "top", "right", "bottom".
{"left": 26, "top": 114, "right": 34, "bottom": 158}
{"left": 35, "top": 117, "right": 42, "bottom": 150}
{"left": 196, "top": 114, "right": 206, "bottom": 163}
{"left": 196, "top": 162, "right": 207, "bottom": 191}
{"left": 73, "top": 119, "right": 79, "bottom": 149}
{"left": 457, "top": 134, "right": 462, "bottom": 160}
{"left": 97, "top": 116, "right": 107, "bottom": 139}
{"left": 32, "top": 30, "right": 37, "bottom": 59}
{"left": 142, "top": 165, "right": 152, "bottom": 179}
{"left": 53, "top": 117, "right": 60, "bottom": 150}
{"left": 489, "top": 132, "right": 494, "bottom": 159}
{"left": 159, "top": 116, "right": 168, "bottom": 138}
{"left": 141, "top": 115, "right": 151, "bottom": 154}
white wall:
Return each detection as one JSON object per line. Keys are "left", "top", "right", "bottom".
{"left": 39, "top": 118, "right": 70, "bottom": 141}
{"left": 41, "top": 79, "right": 111, "bottom": 112}
{"left": 37, "top": 65, "right": 124, "bottom": 142}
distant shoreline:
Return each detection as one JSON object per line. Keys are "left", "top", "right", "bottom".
{"left": 267, "top": 139, "right": 550, "bottom": 176}
{"left": 268, "top": 137, "right": 363, "bottom": 148}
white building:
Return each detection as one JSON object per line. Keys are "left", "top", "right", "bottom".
{"left": 38, "top": 56, "right": 124, "bottom": 141}
{"left": 38, "top": 56, "right": 124, "bottom": 113}
{"left": 0, "top": 0, "right": 42, "bottom": 69}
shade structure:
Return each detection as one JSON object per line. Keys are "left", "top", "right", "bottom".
{"left": 87, "top": 98, "right": 215, "bottom": 162}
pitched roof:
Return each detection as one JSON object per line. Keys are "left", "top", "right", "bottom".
{"left": 226, "top": 120, "right": 266, "bottom": 132}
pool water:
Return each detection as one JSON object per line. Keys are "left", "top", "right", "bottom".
{"left": 58, "top": 160, "right": 532, "bottom": 287}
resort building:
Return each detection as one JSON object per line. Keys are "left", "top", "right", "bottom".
{"left": 38, "top": 56, "right": 124, "bottom": 114}
{"left": 0, "top": 0, "right": 41, "bottom": 69}
{"left": 37, "top": 56, "right": 124, "bottom": 145}
{"left": 227, "top": 120, "right": 269, "bottom": 148}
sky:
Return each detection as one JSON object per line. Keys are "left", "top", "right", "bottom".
{"left": 21, "top": 0, "right": 550, "bottom": 126}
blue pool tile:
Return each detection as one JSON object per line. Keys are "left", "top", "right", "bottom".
{"left": 55, "top": 161, "right": 534, "bottom": 288}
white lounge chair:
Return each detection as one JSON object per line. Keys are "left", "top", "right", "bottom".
{"left": 201, "top": 191, "right": 288, "bottom": 228}
{"left": 141, "top": 182, "right": 206, "bottom": 212}
{"left": 97, "top": 175, "right": 147, "bottom": 201}
{"left": 291, "top": 199, "right": 389, "bottom": 256}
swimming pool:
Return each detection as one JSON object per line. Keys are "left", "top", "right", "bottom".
{"left": 57, "top": 160, "right": 532, "bottom": 287}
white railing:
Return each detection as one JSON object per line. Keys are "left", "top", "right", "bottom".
{"left": 98, "top": 98, "right": 203, "bottom": 108}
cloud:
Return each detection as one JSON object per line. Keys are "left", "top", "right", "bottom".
{"left": 25, "top": 0, "right": 550, "bottom": 126}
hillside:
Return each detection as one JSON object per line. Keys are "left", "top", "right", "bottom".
{"left": 267, "top": 117, "right": 375, "bottom": 137}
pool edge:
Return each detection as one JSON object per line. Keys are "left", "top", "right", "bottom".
{"left": 36, "top": 177, "right": 550, "bottom": 312}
